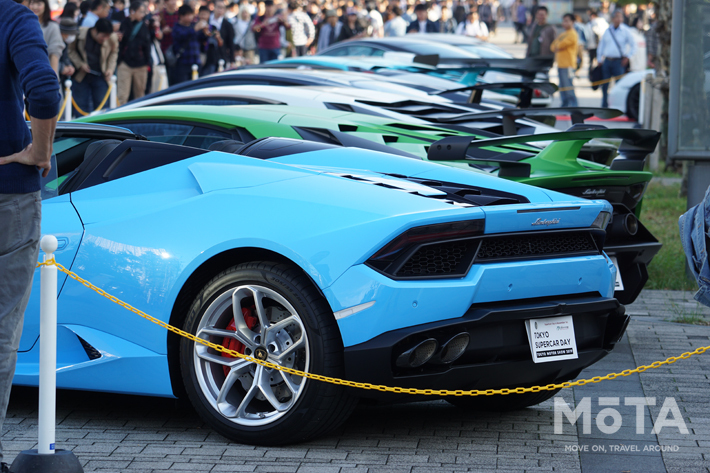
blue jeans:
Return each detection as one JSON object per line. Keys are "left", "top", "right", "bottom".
{"left": 558, "top": 67, "right": 578, "bottom": 108}
{"left": 680, "top": 185, "right": 710, "bottom": 308}
{"left": 173, "top": 62, "right": 196, "bottom": 85}
{"left": 258, "top": 48, "right": 280, "bottom": 64}
{"left": 601, "top": 58, "right": 625, "bottom": 108}
{"left": 0, "top": 192, "right": 41, "bottom": 464}
{"left": 72, "top": 74, "right": 109, "bottom": 117}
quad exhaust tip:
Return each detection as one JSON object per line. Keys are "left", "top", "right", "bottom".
{"left": 395, "top": 332, "right": 471, "bottom": 368}
{"left": 624, "top": 213, "right": 638, "bottom": 236}
{"left": 396, "top": 338, "right": 438, "bottom": 368}
{"left": 439, "top": 333, "right": 470, "bottom": 364}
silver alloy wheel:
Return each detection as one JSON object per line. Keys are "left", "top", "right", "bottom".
{"left": 193, "top": 285, "right": 310, "bottom": 426}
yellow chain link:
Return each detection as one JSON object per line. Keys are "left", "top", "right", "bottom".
{"left": 36, "top": 259, "right": 709, "bottom": 397}
{"left": 71, "top": 82, "right": 113, "bottom": 117}
{"left": 557, "top": 72, "right": 627, "bottom": 92}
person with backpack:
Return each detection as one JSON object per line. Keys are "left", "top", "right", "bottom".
{"left": 117, "top": 1, "right": 153, "bottom": 105}
{"left": 597, "top": 9, "right": 636, "bottom": 108}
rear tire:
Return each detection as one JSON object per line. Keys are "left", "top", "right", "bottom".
{"left": 180, "top": 261, "right": 356, "bottom": 445}
{"left": 447, "top": 389, "right": 561, "bottom": 411}
{"left": 626, "top": 83, "right": 641, "bottom": 121}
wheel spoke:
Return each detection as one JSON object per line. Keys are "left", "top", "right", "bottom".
{"left": 251, "top": 287, "right": 270, "bottom": 332}
{"left": 216, "top": 368, "right": 243, "bottom": 418}
{"left": 256, "top": 367, "right": 290, "bottom": 412}
{"left": 231, "top": 290, "right": 259, "bottom": 347}
{"left": 235, "top": 367, "right": 262, "bottom": 419}
{"left": 273, "top": 336, "right": 305, "bottom": 363}
{"left": 197, "top": 326, "right": 253, "bottom": 350}
{"left": 264, "top": 315, "right": 301, "bottom": 339}
{"left": 275, "top": 369, "right": 302, "bottom": 395}
{"left": 196, "top": 348, "right": 252, "bottom": 368}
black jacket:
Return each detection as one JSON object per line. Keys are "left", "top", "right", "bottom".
{"left": 406, "top": 19, "right": 440, "bottom": 33}
{"left": 118, "top": 18, "right": 152, "bottom": 68}
{"left": 216, "top": 18, "right": 235, "bottom": 64}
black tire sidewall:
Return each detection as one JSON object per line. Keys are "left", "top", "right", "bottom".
{"left": 179, "top": 263, "right": 342, "bottom": 444}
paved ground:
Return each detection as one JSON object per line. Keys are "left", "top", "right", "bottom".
{"left": 3, "top": 289, "right": 710, "bottom": 473}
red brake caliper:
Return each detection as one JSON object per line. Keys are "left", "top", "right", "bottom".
{"left": 222, "top": 307, "right": 258, "bottom": 377}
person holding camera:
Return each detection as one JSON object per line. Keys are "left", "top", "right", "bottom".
{"left": 171, "top": 4, "right": 207, "bottom": 84}
{"left": 252, "top": 0, "right": 289, "bottom": 63}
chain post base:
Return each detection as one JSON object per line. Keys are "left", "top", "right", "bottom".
{"left": 11, "top": 449, "right": 84, "bottom": 473}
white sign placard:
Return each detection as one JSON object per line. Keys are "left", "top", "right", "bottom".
{"left": 525, "top": 315, "right": 578, "bottom": 363}
{"left": 610, "top": 256, "right": 624, "bottom": 291}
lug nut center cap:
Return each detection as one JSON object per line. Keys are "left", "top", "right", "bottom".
{"left": 254, "top": 346, "right": 268, "bottom": 361}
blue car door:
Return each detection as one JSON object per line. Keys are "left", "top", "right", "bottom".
{"left": 18, "top": 194, "right": 84, "bottom": 353}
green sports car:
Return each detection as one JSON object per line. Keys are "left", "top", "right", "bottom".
{"left": 78, "top": 104, "right": 660, "bottom": 304}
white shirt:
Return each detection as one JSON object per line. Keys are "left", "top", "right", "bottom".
{"left": 418, "top": 19, "right": 428, "bottom": 33}
{"left": 384, "top": 16, "right": 407, "bottom": 37}
{"left": 210, "top": 14, "right": 224, "bottom": 31}
{"left": 597, "top": 23, "right": 637, "bottom": 62}
{"left": 455, "top": 19, "right": 488, "bottom": 38}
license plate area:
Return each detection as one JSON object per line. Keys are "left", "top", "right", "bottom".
{"left": 525, "top": 315, "right": 579, "bottom": 363}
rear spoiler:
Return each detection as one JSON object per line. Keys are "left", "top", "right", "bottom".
{"left": 428, "top": 128, "right": 660, "bottom": 174}
{"left": 432, "top": 107, "right": 624, "bottom": 135}
{"left": 430, "top": 82, "right": 558, "bottom": 108}
{"left": 414, "top": 56, "right": 553, "bottom": 79}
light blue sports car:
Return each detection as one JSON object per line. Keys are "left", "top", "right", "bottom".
{"left": 15, "top": 124, "right": 626, "bottom": 445}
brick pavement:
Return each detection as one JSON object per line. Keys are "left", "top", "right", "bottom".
{"left": 3, "top": 289, "right": 710, "bottom": 472}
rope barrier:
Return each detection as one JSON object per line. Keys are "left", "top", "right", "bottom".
{"left": 36, "top": 259, "right": 707, "bottom": 397}
{"left": 557, "top": 72, "right": 627, "bottom": 92}
{"left": 70, "top": 82, "right": 113, "bottom": 117}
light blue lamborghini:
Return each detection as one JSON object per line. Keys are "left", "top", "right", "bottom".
{"left": 15, "top": 124, "right": 627, "bottom": 445}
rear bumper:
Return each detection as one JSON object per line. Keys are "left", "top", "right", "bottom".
{"left": 343, "top": 295, "right": 628, "bottom": 401}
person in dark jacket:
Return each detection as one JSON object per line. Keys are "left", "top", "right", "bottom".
{"left": 526, "top": 6, "right": 555, "bottom": 57}
{"left": 0, "top": 2, "right": 61, "bottom": 472}
{"left": 210, "top": 0, "right": 236, "bottom": 68}
{"left": 58, "top": 18, "right": 79, "bottom": 93}
{"left": 337, "top": 7, "right": 365, "bottom": 42}
{"left": 117, "top": 1, "right": 153, "bottom": 104}
{"left": 171, "top": 4, "right": 207, "bottom": 84}
{"left": 406, "top": 3, "right": 439, "bottom": 34}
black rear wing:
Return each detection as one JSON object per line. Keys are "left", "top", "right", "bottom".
{"left": 428, "top": 128, "right": 660, "bottom": 173}
{"left": 432, "top": 107, "right": 624, "bottom": 135}
{"left": 419, "top": 56, "right": 554, "bottom": 79}
{"left": 431, "top": 82, "right": 557, "bottom": 108}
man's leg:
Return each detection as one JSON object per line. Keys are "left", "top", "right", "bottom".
{"left": 91, "top": 76, "right": 109, "bottom": 112}
{"left": 558, "top": 66, "right": 571, "bottom": 107}
{"left": 116, "top": 62, "right": 132, "bottom": 106}
{"left": 601, "top": 59, "right": 612, "bottom": 108}
{"left": 71, "top": 77, "right": 92, "bottom": 117}
{"left": 132, "top": 66, "right": 148, "bottom": 100}
{"left": 0, "top": 192, "right": 41, "bottom": 465}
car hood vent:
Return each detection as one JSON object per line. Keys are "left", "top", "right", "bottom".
{"left": 328, "top": 172, "right": 529, "bottom": 208}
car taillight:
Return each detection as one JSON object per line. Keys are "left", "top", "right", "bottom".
{"left": 367, "top": 219, "right": 485, "bottom": 273}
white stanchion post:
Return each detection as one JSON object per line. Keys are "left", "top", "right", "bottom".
{"left": 64, "top": 80, "right": 72, "bottom": 122}
{"left": 218, "top": 59, "right": 225, "bottom": 72}
{"left": 11, "top": 236, "right": 84, "bottom": 473}
{"left": 192, "top": 64, "right": 199, "bottom": 80}
{"left": 158, "top": 65, "right": 168, "bottom": 91}
{"left": 109, "top": 75, "right": 117, "bottom": 109}
{"left": 38, "top": 235, "right": 58, "bottom": 455}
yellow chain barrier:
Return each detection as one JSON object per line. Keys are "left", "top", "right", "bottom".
{"left": 557, "top": 72, "right": 627, "bottom": 92}
{"left": 71, "top": 82, "right": 113, "bottom": 117}
{"left": 36, "top": 259, "right": 709, "bottom": 397}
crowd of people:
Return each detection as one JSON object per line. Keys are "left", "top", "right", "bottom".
{"left": 27, "top": 0, "right": 661, "bottom": 115}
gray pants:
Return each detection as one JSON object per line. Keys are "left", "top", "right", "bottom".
{"left": 0, "top": 192, "right": 41, "bottom": 463}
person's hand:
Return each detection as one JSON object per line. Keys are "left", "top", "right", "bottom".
{"left": 61, "top": 64, "right": 75, "bottom": 76}
{"left": 81, "top": 64, "right": 91, "bottom": 73}
{"left": 104, "top": 69, "right": 113, "bottom": 81}
{"left": 162, "top": 25, "right": 172, "bottom": 33}
{"left": 621, "top": 57, "right": 629, "bottom": 68}
{"left": 0, "top": 143, "right": 52, "bottom": 178}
